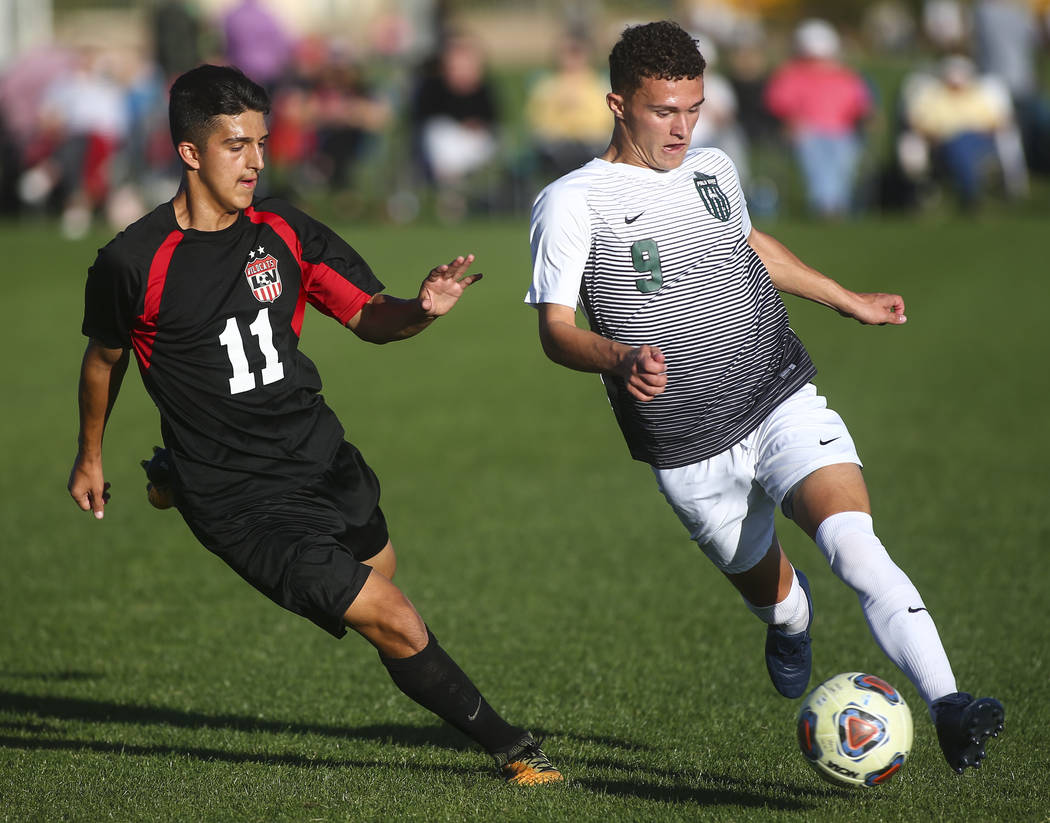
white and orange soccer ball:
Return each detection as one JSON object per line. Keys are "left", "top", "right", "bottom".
{"left": 797, "top": 672, "right": 914, "bottom": 788}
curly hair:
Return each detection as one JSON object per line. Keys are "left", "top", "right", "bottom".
{"left": 609, "top": 20, "right": 707, "bottom": 96}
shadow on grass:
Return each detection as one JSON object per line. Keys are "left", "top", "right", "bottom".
{"left": 571, "top": 775, "right": 829, "bottom": 810}
{"left": 0, "top": 689, "right": 472, "bottom": 751}
{"left": 572, "top": 754, "right": 848, "bottom": 809}
{"left": 0, "top": 689, "right": 640, "bottom": 754}
{"left": 563, "top": 750, "right": 847, "bottom": 810}
{"left": 0, "top": 733, "right": 479, "bottom": 775}
{"left": 0, "top": 670, "right": 103, "bottom": 682}
{"left": 0, "top": 689, "right": 832, "bottom": 808}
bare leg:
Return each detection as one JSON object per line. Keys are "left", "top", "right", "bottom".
{"left": 724, "top": 534, "right": 794, "bottom": 607}
{"left": 362, "top": 540, "right": 397, "bottom": 580}
{"left": 790, "top": 462, "right": 870, "bottom": 539}
{"left": 343, "top": 541, "right": 427, "bottom": 658}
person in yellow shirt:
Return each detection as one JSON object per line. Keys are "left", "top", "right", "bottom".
{"left": 525, "top": 33, "right": 611, "bottom": 180}
{"left": 905, "top": 55, "right": 1017, "bottom": 208}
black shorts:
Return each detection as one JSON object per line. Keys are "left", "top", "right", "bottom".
{"left": 182, "top": 442, "right": 389, "bottom": 638}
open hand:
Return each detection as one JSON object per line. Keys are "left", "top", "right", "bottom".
{"left": 419, "top": 254, "right": 483, "bottom": 318}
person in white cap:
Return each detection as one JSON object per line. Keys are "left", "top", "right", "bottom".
{"left": 764, "top": 19, "right": 872, "bottom": 218}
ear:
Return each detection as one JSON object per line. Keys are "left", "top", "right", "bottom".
{"left": 607, "top": 92, "right": 626, "bottom": 121}
{"left": 177, "top": 141, "right": 202, "bottom": 171}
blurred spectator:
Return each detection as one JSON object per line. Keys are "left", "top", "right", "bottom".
{"left": 973, "top": 0, "right": 1050, "bottom": 174}
{"left": 862, "top": 1, "right": 919, "bottom": 53}
{"left": 408, "top": 29, "right": 500, "bottom": 217}
{"left": 312, "top": 52, "right": 392, "bottom": 192}
{"left": 28, "top": 49, "right": 131, "bottom": 237}
{"left": 688, "top": 35, "right": 750, "bottom": 187}
{"left": 116, "top": 50, "right": 173, "bottom": 213}
{"left": 0, "top": 45, "right": 76, "bottom": 214}
{"left": 764, "top": 19, "right": 872, "bottom": 218}
{"left": 901, "top": 55, "right": 1024, "bottom": 209}
{"left": 524, "top": 32, "right": 610, "bottom": 180}
{"left": 152, "top": 0, "right": 202, "bottom": 80}
{"left": 725, "top": 37, "right": 776, "bottom": 148}
{"left": 0, "top": 107, "right": 15, "bottom": 214}
{"left": 268, "top": 36, "right": 392, "bottom": 196}
{"left": 222, "top": 0, "right": 292, "bottom": 90}
{"left": 923, "top": 0, "right": 969, "bottom": 51}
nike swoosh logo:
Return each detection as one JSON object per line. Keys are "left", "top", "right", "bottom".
{"left": 467, "top": 697, "right": 482, "bottom": 721}
{"left": 907, "top": 606, "right": 928, "bottom": 614}
{"left": 819, "top": 437, "right": 841, "bottom": 446}
{"left": 625, "top": 212, "right": 644, "bottom": 224}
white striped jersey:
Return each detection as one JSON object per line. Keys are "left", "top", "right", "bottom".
{"left": 527, "top": 147, "right": 816, "bottom": 468}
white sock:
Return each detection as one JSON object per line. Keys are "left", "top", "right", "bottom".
{"left": 815, "top": 511, "right": 957, "bottom": 706}
{"left": 744, "top": 570, "right": 810, "bottom": 635}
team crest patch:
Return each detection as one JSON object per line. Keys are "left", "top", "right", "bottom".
{"left": 693, "top": 172, "right": 731, "bottom": 222}
{"left": 244, "top": 246, "right": 282, "bottom": 303}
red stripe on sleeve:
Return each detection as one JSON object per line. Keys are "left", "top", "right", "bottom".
{"left": 131, "top": 229, "right": 183, "bottom": 369}
{"left": 247, "top": 207, "right": 372, "bottom": 334}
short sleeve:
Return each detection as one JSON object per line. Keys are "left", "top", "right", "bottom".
{"left": 731, "top": 161, "right": 753, "bottom": 238}
{"left": 255, "top": 200, "right": 384, "bottom": 325}
{"left": 525, "top": 176, "right": 592, "bottom": 309}
{"left": 82, "top": 243, "right": 139, "bottom": 348}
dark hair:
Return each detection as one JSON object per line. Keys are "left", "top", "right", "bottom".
{"left": 168, "top": 64, "right": 270, "bottom": 148}
{"left": 609, "top": 21, "right": 706, "bottom": 96}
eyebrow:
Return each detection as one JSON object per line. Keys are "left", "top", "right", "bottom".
{"left": 222, "top": 133, "right": 269, "bottom": 145}
{"left": 649, "top": 99, "right": 705, "bottom": 110}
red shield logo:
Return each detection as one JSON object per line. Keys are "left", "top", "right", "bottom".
{"left": 244, "top": 251, "right": 283, "bottom": 303}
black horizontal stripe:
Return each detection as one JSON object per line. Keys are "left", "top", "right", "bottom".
{"left": 578, "top": 150, "right": 816, "bottom": 466}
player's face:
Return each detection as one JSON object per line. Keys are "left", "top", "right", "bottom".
{"left": 608, "top": 75, "right": 704, "bottom": 171}
{"left": 186, "top": 110, "right": 268, "bottom": 216}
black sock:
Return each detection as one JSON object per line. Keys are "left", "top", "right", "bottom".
{"left": 380, "top": 627, "right": 525, "bottom": 755}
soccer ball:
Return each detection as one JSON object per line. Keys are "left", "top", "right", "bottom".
{"left": 796, "top": 672, "right": 913, "bottom": 788}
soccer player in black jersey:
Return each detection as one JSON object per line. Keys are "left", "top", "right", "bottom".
{"left": 67, "top": 64, "right": 560, "bottom": 786}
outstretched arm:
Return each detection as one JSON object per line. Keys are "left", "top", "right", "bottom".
{"left": 348, "top": 254, "right": 483, "bottom": 343}
{"left": 747, "top": 228, "right": 907, "bottom": 326}
{"left": 69, "top": 341, "right": 129, "bottom": 519}
{"left": 537, "top": 303, "right": 667, "bottom": 402}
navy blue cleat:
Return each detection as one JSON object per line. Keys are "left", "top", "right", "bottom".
{"left": 765, "top": 569, "right": 813, "bottom": 698}
{"left": 931, "top": 692, "right": 1005, "bottom": 774}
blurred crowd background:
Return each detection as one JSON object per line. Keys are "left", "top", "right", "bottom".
{"left": 1, "top": 0, "right": 1048, "bottom": 235}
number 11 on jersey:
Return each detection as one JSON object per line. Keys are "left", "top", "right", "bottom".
{"left": 218, "top": 308, "right": 285, "bottom": 394}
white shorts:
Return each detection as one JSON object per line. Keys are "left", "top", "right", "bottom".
{"left": 652, "top": 384, "right": 861, "bottom": 574}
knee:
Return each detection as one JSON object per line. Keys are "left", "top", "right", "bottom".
{"left": 816, "top": 511, "right": 908, "bottom": 595}
{"left": 374, "top": 606, "right": 428, "bottom": 656}
{"left": 344, "top": 572, "right": 428, "bottom": 656}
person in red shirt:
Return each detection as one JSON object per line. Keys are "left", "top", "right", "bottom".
{"left": 764, "top": 19, "right": 872, "bottom": 218}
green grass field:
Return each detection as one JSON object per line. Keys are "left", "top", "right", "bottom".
{"left": 1, "top": 211, "right": 1047, "bottom": 822}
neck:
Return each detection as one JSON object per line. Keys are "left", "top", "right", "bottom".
{"left": 172, "top": 180, "right": 242, "bottom": 232}
{"left": 601, "top": 136, "right": 656, "bottom": 170}
{"left": 601, "top": 131, "right": 639, "bottom": 166}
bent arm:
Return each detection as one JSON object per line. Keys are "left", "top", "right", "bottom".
{"left": 747, "top": 227, "right": 906, "bottom": 325}
{"left": 347, "top": 293, "right": 436, "bottom": 343}
{"left": 537, "top": 303, "right": 667, "bottom": 402}
{"left": 347, "top": 254, "right": 482, "bottom": 343}
{"left": 69, "top": 340, "right": 129, "bottom": 518}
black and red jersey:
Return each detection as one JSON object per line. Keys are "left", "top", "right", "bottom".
{"left": 82, "top": 196, "right": 384, "bottom": 515}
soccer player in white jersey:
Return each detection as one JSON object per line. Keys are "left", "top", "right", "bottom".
{"left": 526, "top": 20, "right": 1003, "bottom": 775}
